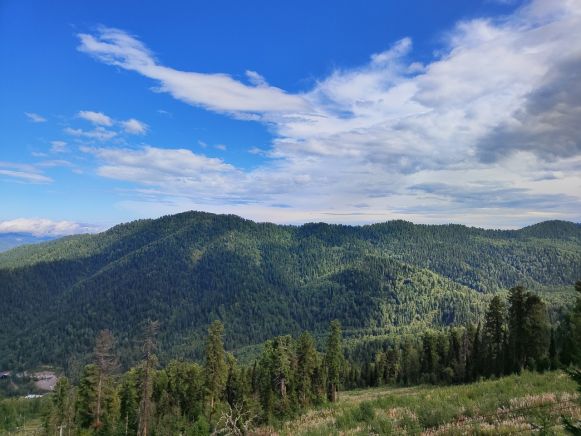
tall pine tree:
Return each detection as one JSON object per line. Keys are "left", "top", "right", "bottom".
{"left": 508, "top": 286, "right": 528, "bottom": 372}
{"left": 324, "top": 320, "right": 343, "bottom": 402}
{"left": 296, "top": 332, "right": 318, "bottom": 407}
{"left": 482, "top": 296, "right": 506, "bottom": 377}
{"left": 205, "top": 320, "right": 227, "bottom": 418}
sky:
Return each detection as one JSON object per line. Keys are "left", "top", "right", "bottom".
{"left": 1, "top": 0, "right": 580, "bottom": 236}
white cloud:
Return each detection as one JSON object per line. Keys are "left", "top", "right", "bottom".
{"left": 78, "top": 110, "right": 113, "bottom": 126}
{"left": 77, "top": 27, "right": 309, "bottom": 115}
{"left": 248, "top": 147, "right": 265, "bottom": 155}
{"left": 0, "top": 162, "right": 52, "bottom": 184}
{"left": 36, "top": 159, "right": 74, "bottom": 168}
{"left": 50, "top": 141, "right": 67, "bottom": 153}
{"left": 69, "top": 111, "right": 148, "bottom": 137}
{"left": 77, "top": 0, "right": 581, "bottom": 227}
{"left": 121, "top": 118, "right": 148, "bottom": 134}
{"left": 0, "top": 218, "right": 99, "bottom": 237}
{"left": 245, "top": 70, "right": 268, "bottom": 87}
{"left": 81, "top": 145, "right": 242, "bottom": 200}
{"left": 25, "top": 112, "right": 47, "bottom": 123}
{"left": 65, "top": 126, "right": 117, "bottom": 141}
{"left": 0, "top": 169, "right": 52, "bottom": 184}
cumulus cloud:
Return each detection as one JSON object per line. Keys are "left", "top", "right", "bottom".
{"left": 0, "top": 218, "right": 99, "bottom": 237}
{"left": 78, "top": 110, "right": 113, "bottom": 126}
{"left": 121, "top": 118, "right": 148, "bottom": 134}
{"left": 81, "top": 145, "right": 243, "bottom": 201}
{"left": 25, "top": 112, "right": 47, "bottom": 123}
{"left": 68, "top": 111, "right": 148, "bottom": 139}
{"left": 478, "top": 55, "right": 581, "bottom": 162}
{"left": 77, "top": 0, "right": 581, "bottom": 227}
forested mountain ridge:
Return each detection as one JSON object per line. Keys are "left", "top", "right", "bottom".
{"left": 0, "top": 212, "right": 579, "bottom": 369}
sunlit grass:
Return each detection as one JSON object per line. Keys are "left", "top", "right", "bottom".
{"left": 264, "top": 371, "right": 579, "bottom": 435}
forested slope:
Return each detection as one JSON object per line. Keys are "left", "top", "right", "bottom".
{"left": 0, "top": 211, "right": 579, "bottom": 369}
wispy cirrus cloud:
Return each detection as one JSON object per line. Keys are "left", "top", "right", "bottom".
{"left": 77, "top": 0, "right": 581, "bottom": 227}
{"left": 65, "top": 126, "right": 118, "bottom": 141}
{"left": 0, "top": 162, "right": 53, "bottom": 184}
{"left": 0, "top": 169, "right": 52, "bottom": 184}
{"left": 77, "top": 27, "right": 309, "bottom": 116}
{"left": 0, "top": 157, "right": 81, "bottom": 184}
{"left": 25, "top": 112, "right": 47, "bottom": 123}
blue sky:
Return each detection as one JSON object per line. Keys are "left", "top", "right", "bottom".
{"left": 1, "top": 0, "right": 580, "bottom": 236}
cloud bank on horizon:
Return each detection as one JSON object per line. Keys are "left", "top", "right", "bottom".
{"left": 2, "top": 0, "right": 580, "bottom": 235}
{"left": 0, "top": 218, "right": 100, "bottom": 237}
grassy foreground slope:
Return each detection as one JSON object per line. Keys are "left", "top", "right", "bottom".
{"left": 266, "top": 371, "right": 580, "bottom": 435}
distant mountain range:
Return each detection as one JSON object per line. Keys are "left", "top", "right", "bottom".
{"left": 0, "top": 211, "right": 579, "bottom": 369}
{"left": 0, "top": 233, "right": 54, "bottom": 252}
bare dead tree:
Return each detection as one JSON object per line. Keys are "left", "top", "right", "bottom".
{"left": 211, "top": 404, "right": 256, "bottom": 436}
{"left": 137, "top": 320, "right": 159, "bottom": 436}
{"left": 93, "top": 329, "right": 119, "bottom": 429}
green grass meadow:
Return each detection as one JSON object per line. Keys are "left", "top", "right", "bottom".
{"left": 261, "top": 371, "right": 580, "bottom": 435}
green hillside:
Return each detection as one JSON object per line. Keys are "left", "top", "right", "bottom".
{"left": 0, "top": 212, "right": 579, "bottom": 369}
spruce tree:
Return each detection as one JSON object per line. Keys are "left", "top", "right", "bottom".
{"left": 385, "top": 348, "right": 400, "bottom": 384}
{"left": 471, "top": 322, "right": 482, "bottom": 381}
{"left": 482, "top": 296, "right": 506, "bottom": 377}
{"left": 523, "top": 294, "right": 550, "bottom": 370}
{"left": 270, "top": 336, "right": 294, "bottom": 406}
{"left": 119, "top": 370, "right": 139, "bottom": 436}
{"left": 324, "top": 320, "right": 343, "bottom": 402}
{"left": 257, "top": 340, "right": 275, "bottom": 419}
{"left": 508, "top": 286, "right": 528, "bottom": 372}
{"left": 205, "top": 320, "right": 227, "bottom": 417}
{"left": 296, "top": 331, "right": 318, "bottom": 407}
{"left": 76, "top": 364, "right": 99, "bottom": 429}
{"left": 400, "top": 339, "right": 420, "bottom": 385}
{"left": 224, "top": 353, "right": 245, "bottom": 408}
{"left": 47, "top": 377, "right": 76, "bottom": 436}
{"left": 549, "top": 329, "right": 559, "bottom": 370}
{"left": 421, "top": 331, "right": 439, "bottom": 383}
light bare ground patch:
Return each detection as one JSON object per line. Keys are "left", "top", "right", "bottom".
{"left": 32, "top": 371, "right": 57, "bottom": 391}
{"left": 340, "top": 385, "right": 419, "bottom": 404}
{"left": 280, "top": 408, "right": 336, "bottom": 434}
